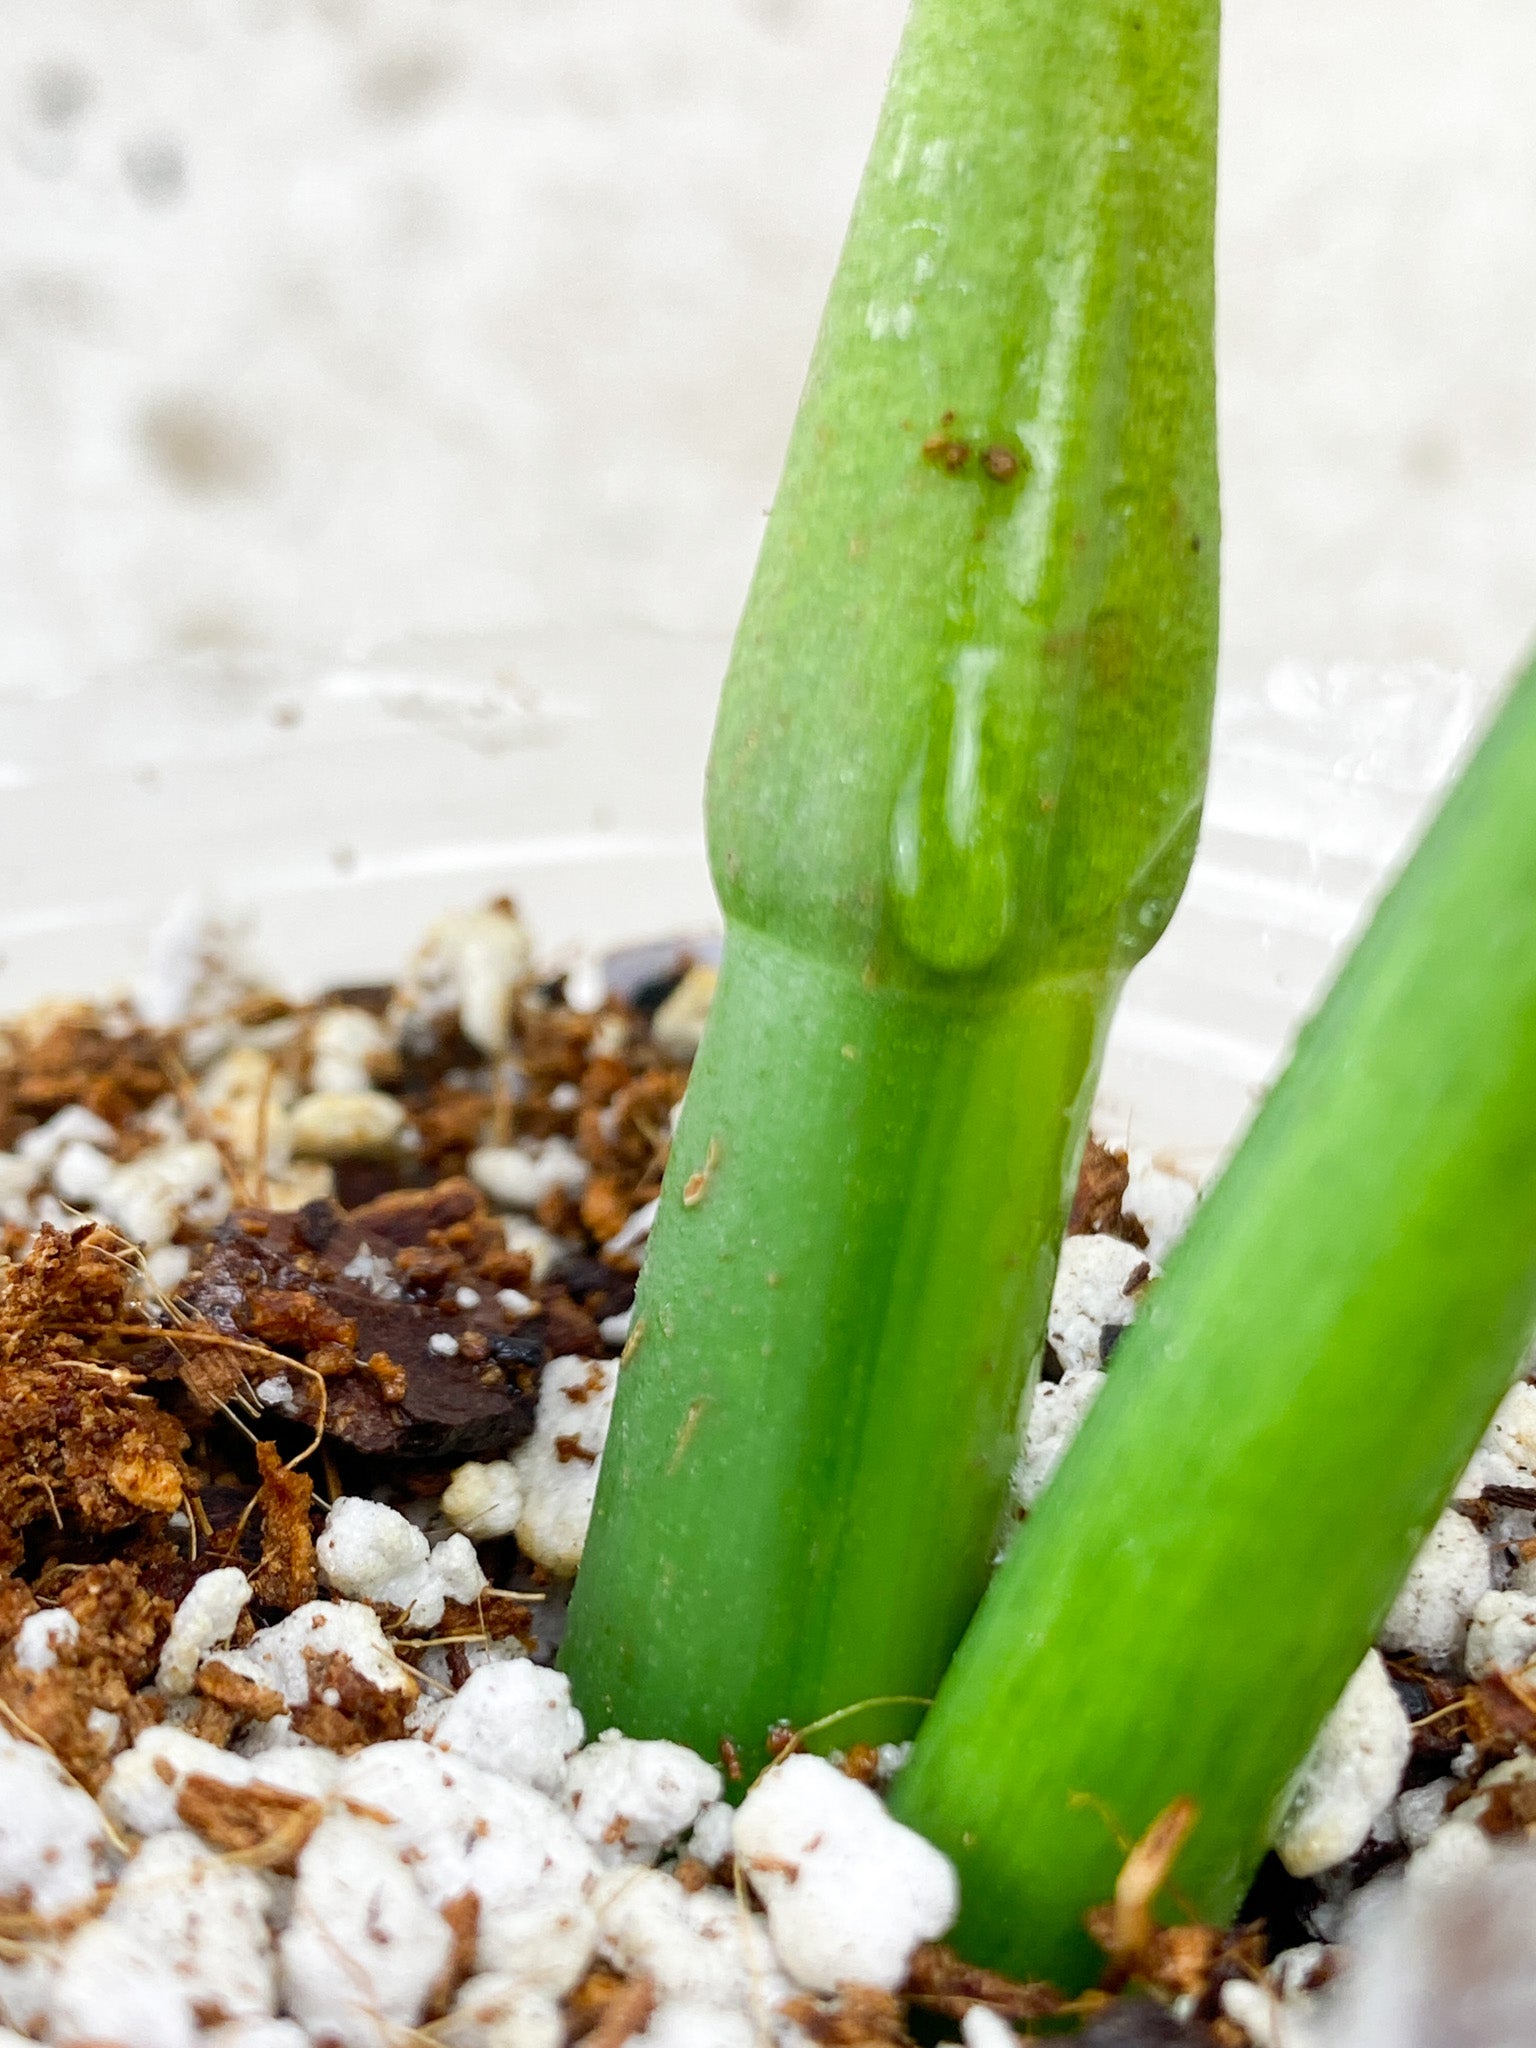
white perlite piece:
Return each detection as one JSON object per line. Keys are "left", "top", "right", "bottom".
{"left": 0, "top": 1153, "right": 39, "bottom": 1227}
{"left": 310, "top": 1005, "right": 391, "bottom": 1094}
{"left": 1394, "top": 1779, "right": 1453, "bottom": 1852}
{"left": 512, "top": 1354, "right": 617, "bottom": 1574}
{"left": 592, "top": 1865, "right": 789, "bottom": 2014}
{"left": 130, "top": 899, "right": 261, "bottom": 1033}
{"left": 470, "top": 1135, "right": 590, "bottom": 1214}
{"left": 0, "top": 1952, "right": 60, "bottom": 2040}
{"left": 1377, "top": 1510, "right": 1490, "bottom": 1662}
{"left": 604, "top": 1196, "right": 658, "bottom": 1257}
{"left": 1217, "top": 1980, "right": 1292, "bottom": 2048}
{"left": 431, "top": 1662, "right": 585, "bottom": 1797}
{"left": 734, "top": 1754, "right": 958, "bottom": 1992}
{"left": 12, "top": 1607, "right": 78, "bottom": 1673}
{"left": 650, "top": 963, "right": 717, "bottom": 1060}
{"left": 204, "top": 2025, "right": 310, "bottom": 2048}
{"left": 1455, "top": 1379, "right": 1536, "bottom": 1498}
{"left": 15, "top": 1104, "right": 115, "bottom": 1170}
{"left": 1013, "top": 1371, "right": 1105, "bottom": 1509}
{"left": 147, "top": 1243, "right": 192, "bottom": 1295}
{"left": 52, "top": 1137, "right": 114, "bottom": 1207}
{"left": 1402, "top": 1809, "right": 1498, "bottom": 1895}
{"left": 877, "top": 1741, "right": 913, "bottom": 1783}
{"left": 644, "top": 2005, "right": 759, "bottom": 2048}
{"left": 406, "top": 1531, "right": 488, "bottom": 1626}
{"left": 341, "top": 1240, "right": 404, "bottom": 1299}
{"left": 392, "top": 904, "right": 533, "bottom": 1058}
{"left": 157, "top": 1566, "right": 253, "bottom": 1695}
{"left": 686, "top": 1800, "right": 735, "bottom": 1869}
{"left": 1323, "top": 1834, "right": 1536, "bottom": 2048}
{"left": 255, "top": 1374, "right": 300, "bottom": 1416}
{"left": 501, "top": 1215, "right": 566, "bottom": 1282}
{"left": 317, "top": 1498, "right": 488, "bottom": 1629}
{"left": 1121, "top": 1151, "right": 1200, "bottom": 1265}
{"left": 101, "top": 1726, "right": 339, "bottom": 1837}
{"left": 566, "top": 1729, "right": 721, "bottom": 1864}
{"left": 280, "top": 1813, "right": 453, "bottom": 2048}
{"left": 962, "top": 2009, "right": 1025, "bottom": 2048}
{"left": 98, "top": 1139, "right": 231, "bottom": 1251}
{"left": 336, "top": 1741, "right": 599, "bottom": 1991}
{"left": 104, "top": 1830, "right": 276, "bottom": 2024}
{"left": 443, "top": 1458, "right": 525, "bottom": 1540}
{"left": 437, "top": 1975, "right": 563, "bottom": 2048}
{"left": 289, "top": 1089, "right": 407, "bottom": 1159}
{"left": 204, "top": 1598, "right": 417, "bottom": 1712}
{"left": 313, "top": 1490, "right": 434, "bottom": 1597}
{"left": 1465, "top": 1587, "right": 1536, "bottom": 1678}
{"left": 1046, "top": 1234, "right": 1158, "bottom": 1379}
{"left": 1274, "top": 1651, "right": 1411, "bottom": 1877}
{"left": 52, "top": 1920, "right": 199, "bottom": 2048}
{"left": 0, "top": 1728, "right": 114, "bottom": 1915}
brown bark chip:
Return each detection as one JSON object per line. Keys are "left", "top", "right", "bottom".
{"left": 182, "top": 1186, "right": 545, "bottom": 1462}
{"left": 1465, "top": 1671, "right": 1536, "bottom": 1761}
{"left": 1070, "top": 1138, "right": 1149, "bottom": 1247}
{"left": 289, "top": 1648, "right": 413, "bottom": 1752}
{"left": 836, "top": 1743, "right": 880, "bottom": 1786}
{"left": 177, "top": 1773, "right": 324, "bottom": 1870}
{"left": 783, "top": 1985, "right": 908, "bottom": 2045}
{"left": 193, "top": 1660, "right": 285, "bottom": 1723}
{"left": 249, "top": 1439, "right": 318, "bottom": 1612}
{"left": 1474, "top": 1769, "right": 1536, "bottom": 1837}
{"left": 566, "top": 1970, "right": 657, "bottom": 2048}
{"left": 0, "top": 1560, "right": 172, "bottom": 1790}
{"left": 2, "top": 1012, "right": 168, "bottom": 1139}
{"left": 430, "top": 1891, "right": 482, "bottom": 2015}
{"left": 905, "top": 1943, "right": 1065, "bottom": 2023}
{"left": 0, "top": 1227, "right": 194, "bottom": 1564}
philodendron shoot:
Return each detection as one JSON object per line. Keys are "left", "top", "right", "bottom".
{"left": 893, "top": 649, "right": 1536, "bottom": 1988}
{"left": 564, "top": 0, "right": 1220, "bottom": 1773}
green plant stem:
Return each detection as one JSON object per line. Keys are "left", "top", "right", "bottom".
{"left": 563, "top": 0, "right": 1220, "bottom": 1771}
{"left": 892, "top": 653, "right": 1536, "bottom": 1988}
{"left": 568, "top": 927, "right": 1114, "bottom": 1762}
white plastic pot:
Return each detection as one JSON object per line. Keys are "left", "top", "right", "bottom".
{"left": 0, "top": 639, "right": 1495, "bottom": 1169}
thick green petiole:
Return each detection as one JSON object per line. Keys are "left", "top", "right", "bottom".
{"left": 563, "top": 0, "right": 1219, "bottom": 1769}
{"left": 892, "top": 653, "right": 1536, "bottom": 1987}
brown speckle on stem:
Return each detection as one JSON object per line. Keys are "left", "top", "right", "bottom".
{"left": 668, "top": 1398, "right": 709, "bottom": 1475}
{"left": 922, "top": 433, "right": 971, "bottom": 473}
{"left": 682, "top": 1138, "right": 721, "bottom": 1208}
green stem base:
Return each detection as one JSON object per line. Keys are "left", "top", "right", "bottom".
{"left": 562, "top": 922, "right": 1117, "bottom": 1779}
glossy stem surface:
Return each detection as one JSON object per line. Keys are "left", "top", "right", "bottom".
{"left": 563, "top": 0, "right": 1220, "bottom": 1770}
{"left": 893, "top": 653, "right": 1536, "bottom": 1987}
{"left": 567, "top": 925, "right": 1112, "bottom": 1762}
